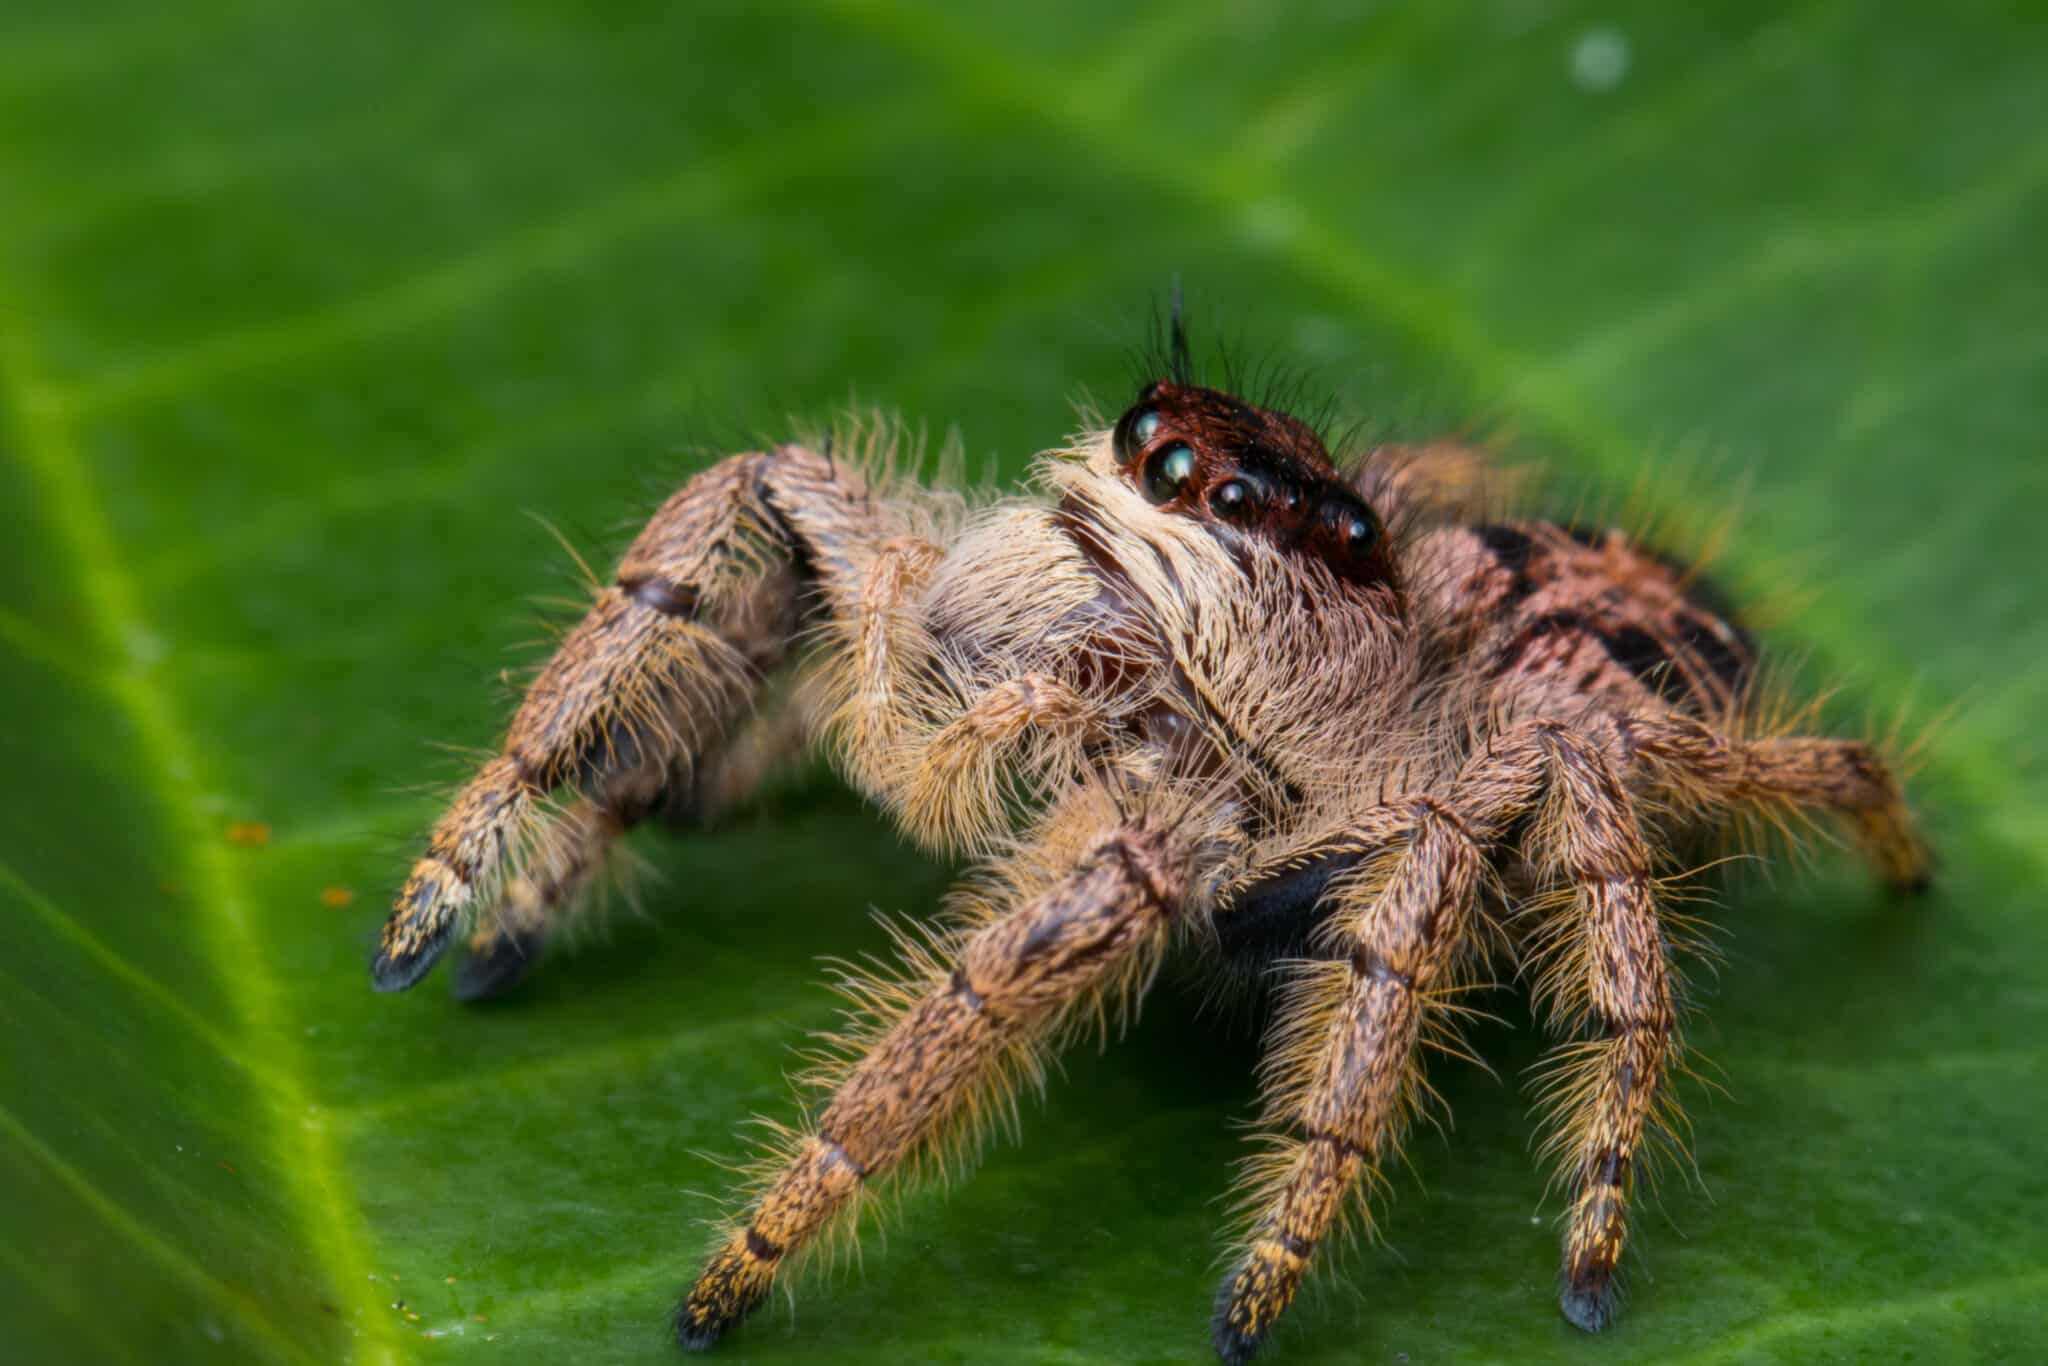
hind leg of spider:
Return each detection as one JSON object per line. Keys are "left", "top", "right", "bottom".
{"left": 375, "top": 443, "right": 880, "bottom": 991}
{"left": 1619, "top": 714, "right": 1932, "bottom": 891}
{"left": 1214, "top": 799, "right": 1483, "bottom": 1365}
{"left": 1354, "top": 438, "right": 1523, "bottom": 524}
{"left": 676, "top": 800, "right": 1190, "bottom": 1350}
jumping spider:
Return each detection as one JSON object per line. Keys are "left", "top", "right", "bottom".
{"left": 373, "top": 330, "right": 1928, "bottom": 1363}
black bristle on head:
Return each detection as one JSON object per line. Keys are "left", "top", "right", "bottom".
{"left": 1169, "top": 274, "right": 1192, "bottom": 385}
{"left": 1131, "top": 280, "right": 1200, "bottom": 394}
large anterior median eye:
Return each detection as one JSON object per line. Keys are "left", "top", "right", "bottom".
{"left": 1142, "top": 443, "right": 1195, "bottom": 503}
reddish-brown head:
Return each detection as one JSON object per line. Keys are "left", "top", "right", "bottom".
{"left": 1111, "top": 380, "right": 1393, "bottom": 586}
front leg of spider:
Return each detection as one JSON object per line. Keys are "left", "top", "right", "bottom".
{"left": 374, "top": 444, "right": 876, "bottom": 993}
{"left": 1215, "top": 799, "right": 1486, "bottom": 1365}
{"left": 1214, "top": 718, "right": 1682, "bottom": 1360}
{"left": 1505, "top": 722, "right": 1676, "bottom": 1333}
{"left": 677, "top": 806, "right": 1190, "bottom": 1349}
{"left": 451, "top": 687, "right": 826, "bottom": 1002}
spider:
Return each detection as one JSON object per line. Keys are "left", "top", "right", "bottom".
{"left": 371, "top": 325, "right": 1928, "bottom": 1363}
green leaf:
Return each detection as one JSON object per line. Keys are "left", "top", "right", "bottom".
{"left": 4, "top": 2, "right": 2044, "bottom": 1363}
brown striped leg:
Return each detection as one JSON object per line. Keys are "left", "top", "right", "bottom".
{"left": 1214, "top": 717, "right": 1686, "bottom": 1358}
{"left": 1213, "top": 800, "right": 1483, "bottom": 1365}
{"left": 665, "top": 674, "right": 828, "bottom": 828}
{"left": 1515, "top": 723, "right": 1674, "bottom": 1334}
{"left": 456, "top": 677, "right": 831, "bottom": 1002}
{"left": 1619, "top": 713, "right": 1931, "bottom": 891}
{"left": 676, "top": 814, "right": 1188, "bottom": 1350}
{"left": 451, "top": 792, "right": 627, "bottom": 1002}
{"left": 450, "top": 732, "right": 671, "bottom": 1001}
{"left": 375, "top": 444, "right": 880, "bottom": 991}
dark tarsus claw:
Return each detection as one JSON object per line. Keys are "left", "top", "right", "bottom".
{"left": 451, "top": 927, "right": 547, "bottom": 1002}
{"left": 1210, "top": 1320, "right": 1265, "bottom": 1366}
{"left": 674, "top": 1300, "right": 733, "bottom": 1354}
{"left": 369, "top": 919, "right": 453, "bottom": 992}
{"left": 674, "top": 1317, "right": 723, "bottom": 1353}
{"left": 1892, "top": 868, "right": 1935, "bottom": 897}
{"left": 1560, "top": 1276, "right": 1620, "bottom": 1333}
{"left": 1209, "top": 1276, "right": 1272, "bottom": 1366}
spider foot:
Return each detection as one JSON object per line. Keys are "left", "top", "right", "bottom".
{"left": 672, "top": 1307, "right": 726, "bottom": 1354}
{"left": 1211, "top": 1246, "right": 1296, "bottom": 1366}
{"left": 370, "top": 867, "right": 461, "bottom": 991}
{"left": 1559, "top": 1272, "right": 1620, "bottom": 1333}
{"left": 675, "top": 1234, "right": 774, "bottom": 1352}
{"left": 452, "top": 926, "right": 546, "bottom": 1002}
{"left": 1209, "top": 1314, "right": 1270, "bottom": 1366}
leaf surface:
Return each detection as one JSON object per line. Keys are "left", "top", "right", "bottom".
{"left": 3, "top": 3, "right": 2044, "bottom": 1363}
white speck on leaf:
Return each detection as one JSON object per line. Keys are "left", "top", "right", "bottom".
{"left": 124, "top": 624, "right": 165, "bottom": 666}
{"left": 1239, "top": 199, "right": 1303, "bottom": 249}
{"left": 1570, "top": 27, "right": 1630, "bottom": 93}
{"left": 1291, "top": 315, "right": 1348, "bottom": 357}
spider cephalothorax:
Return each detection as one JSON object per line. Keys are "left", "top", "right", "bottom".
{"left": 1111, "top": 379, "right": 1392, "bottom": 589}
{"left": 373, "top": 351, "right": 1928, "bottom": 1363}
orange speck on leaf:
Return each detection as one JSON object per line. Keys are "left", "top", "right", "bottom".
{"left": 321, "top": 886, "right": 357, "bottom": 908}
{"left": 225, "top": 822, "right": 272, "bottom": 847}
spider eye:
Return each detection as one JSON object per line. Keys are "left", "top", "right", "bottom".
{"left": 1343, "top": 506, "right": 1382, "bottom": 557}
{"left": 1116, "top": 408, "right": 1163, "bottom": 461}
{"left": 1211, "top": 479, "right": 1253, "bottom": 520}
{"left": 1142, "top": 443, "right": 1196, "bottom": 503}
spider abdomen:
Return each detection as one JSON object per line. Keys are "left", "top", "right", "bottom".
{"left": 1427, "top": 521, "right": 1756, "bottom": 723}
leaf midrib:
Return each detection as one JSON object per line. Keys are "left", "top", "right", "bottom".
{"left": 0, "top": 289, "right": 398, "bottom": 1363}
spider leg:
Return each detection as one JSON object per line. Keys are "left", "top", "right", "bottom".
{"left": 895, "top": 672, "right": 1097, "bottom": 851}
{"left": 375, "top": 444, "right": 878, "bottom": 991}
{"left": 454, "top": 677, "right": 829, "bottom": 1002}
{"left": 1619, "top": 714, "right": 1931, "bottom": 891}
{"left": 666, "top": 671, "right": 829, "bottom": 828}
{"left": 1215, "top": 717, "right": 1685, "bottom": 1357}
{"left": 451, "top": 787, "right": 637, "bottom": 1003}
{"left": 831, "top": 532, "right": 1102, "bottom": 853}
{"left": 1505, "top": 723, "right": 1674, "bottom": 1334}
{"left": 838, "top": 534, "right": 945, "bottom": 790}
{"left": 676, "top": 798, "right": 1191, "bottom": 1350}
{"left": 1214, "top": 799, "right": 1484, "bottom": 1365}
{"left": 1353, "top": 438, "right": 1520, "bottom": 525}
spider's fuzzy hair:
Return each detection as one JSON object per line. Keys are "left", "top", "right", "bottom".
{"left": 699, "top": 780, "right": 1238, "bottom": 1289}
{"left": 1222, "top": 845, "right": 1499, "bottom": 1256}
{"left": 379, "top": 337, "right": 1937, "bottom": 1353}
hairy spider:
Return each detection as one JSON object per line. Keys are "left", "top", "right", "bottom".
{"left": 372, "top": 326, "right": 1928, "bottom": 1363}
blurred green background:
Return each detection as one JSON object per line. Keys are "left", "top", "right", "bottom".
{"left": 3, "top": 2, "right": 2044, "bottom": 1363}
